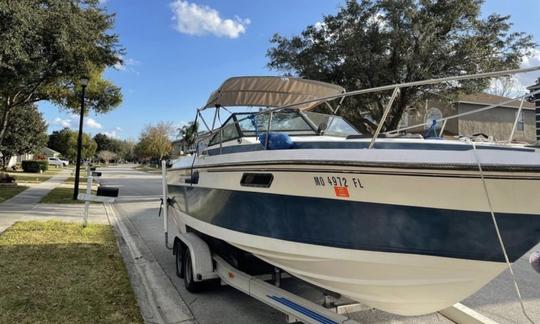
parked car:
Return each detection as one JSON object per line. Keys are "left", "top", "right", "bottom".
{"left": 47, "top": 157, "right": 69, "bottom": 167}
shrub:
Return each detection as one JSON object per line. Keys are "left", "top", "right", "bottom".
{"left": 21, "top": 160, "right": 49, "bottom": 173}
{"left": 0, "top": 174, "right": 16, "bottom": 183}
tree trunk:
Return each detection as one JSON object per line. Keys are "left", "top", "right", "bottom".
{"left": 385, "top": 89, "right": 409, "bottom": 132}
{"left": 0, "top": 101, "right": 12, "bottom": 180}
{"left": 0, "top": 101, "right": 13, "bottom": 148}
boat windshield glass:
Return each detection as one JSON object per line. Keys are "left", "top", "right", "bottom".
{"left": 208, "top": 110, "right": 360, "bottom": 146}
{"left": 303, "top": 112, "right": 360, "bottom": 137}
{"left": 236, "top": 111, "right": 316, "bottom": 136}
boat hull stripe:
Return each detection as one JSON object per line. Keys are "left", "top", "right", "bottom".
{"left": 169, "top": 185, "right": 540, "bottom": 263}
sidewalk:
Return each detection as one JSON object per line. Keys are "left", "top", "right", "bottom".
{"left": 0, "top": 169, "right": 108, "bottom": 233}
{"left": 2, "top": 168, "right": 71, "bottom": 207}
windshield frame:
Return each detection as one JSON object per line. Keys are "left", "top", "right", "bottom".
{"left": 207, "top": 109, "right": 359, "bottom": 147}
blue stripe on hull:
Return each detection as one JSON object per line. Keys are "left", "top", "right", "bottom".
{"left": 169, "top": 185, "right": 540, "bottom": 263}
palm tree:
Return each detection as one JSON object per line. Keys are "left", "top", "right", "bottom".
{"left": 177, "top": 122, "right": 198, "bottom": 153}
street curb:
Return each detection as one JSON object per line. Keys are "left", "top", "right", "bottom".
{"left": 0, "top": 222, "right": 14, "bottom": 235}
{"left": 105, "top": 202, "right": 196, "bottom": 324}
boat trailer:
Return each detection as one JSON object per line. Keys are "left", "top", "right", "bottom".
{"left": 160, "top": 162, "right": 501, "bottom": 324}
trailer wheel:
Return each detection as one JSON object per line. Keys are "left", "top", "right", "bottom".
{"left": 175, "top": 242, "right": 184, "bottom": 278}
{"left": 183, "top": 248, "right": 203, "bottom": 292}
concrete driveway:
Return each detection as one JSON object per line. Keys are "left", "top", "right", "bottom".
{"left": 100, "top": 165, "right": 540, "bottom": 324}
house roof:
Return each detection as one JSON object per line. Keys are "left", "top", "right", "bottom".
{"left": 42, "top": 147, "right": 60, "bottom": 155}
{"left": 456, "top": 93, "right": 535, "bottom": 110}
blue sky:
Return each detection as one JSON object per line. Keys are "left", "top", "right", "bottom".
{"left": 39, "top": 0, "right": 540, "bottom": 140}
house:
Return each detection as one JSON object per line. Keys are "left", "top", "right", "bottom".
{"left": 41, "top": 147, "right": 61, "bottom": 158}
{"left": 171, "top": 139, "right": 194, "bottom": 157}
{"left": 1, "top": 147, "right": 60, "bottom": 168}
{"left": 399, "top": 92, "right": 536, "bottom": 143}
{"left": 0, "top": 153, "right": 34, "bottom": 169}
{"left": 171, "top": 132, "right": 209, "bottom": 157}
{"left": 526, "top": 78, "right": 540, "bottom": 146}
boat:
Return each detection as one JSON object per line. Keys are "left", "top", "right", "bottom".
{"left": 167, "top": 70, "right": 540, "bottom": 316}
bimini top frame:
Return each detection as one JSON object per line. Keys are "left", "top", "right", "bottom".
{"left": 192, "top": 66, "right": 540, "bottom": 152}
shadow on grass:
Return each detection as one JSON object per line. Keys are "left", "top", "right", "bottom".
{"left": 0, "top": 186, "right": 28, "bottom": 203}
{"left": 0, "top": 221, "right": 142, "bottom": 323}
{"left": 40, "top": 187, "right": 96, "bottom": 204}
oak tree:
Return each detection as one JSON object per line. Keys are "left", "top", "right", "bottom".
{"left": 267, "top": 0, "right": 536, "bottom": 133}
{"left": 0, "top": 105, "right": 48, "bottom": 169}
{"left": 0, "top": 0, "right": 124, "bottom": 146}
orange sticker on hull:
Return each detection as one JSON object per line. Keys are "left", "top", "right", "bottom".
{"left": 334, "top": 186, "right": 349, "bottom": 198}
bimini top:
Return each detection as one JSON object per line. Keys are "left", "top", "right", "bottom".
{"left": 204, "top": 76, "right": 345, "bottom": 110}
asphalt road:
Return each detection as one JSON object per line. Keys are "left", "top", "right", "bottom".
{"left": 100, "top": 166, "right": 540, "bottom": 324}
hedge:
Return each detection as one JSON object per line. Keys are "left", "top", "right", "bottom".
{"left": 21, "top": 160, "right": 49, "bottom": 173}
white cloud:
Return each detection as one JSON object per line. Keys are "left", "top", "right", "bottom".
{"left": 170, "top": 0, "right": 250, "bottom": 38}
{"left": 86, "top": 118, "right": 102, "bottom": 129}
{"left": 115, "top": 126, "right": 123, "bottom": 131}
{"left": 521, "top": 48, "right": 540, "bottom": 68}
{"left": 53, "top": 117, "right": 71, "bottom": 128}
{"left": 314, "top": 21, "right": 325, "bottom": 31}
{"left": 177, "top": 120, "right": 189, "bottom": 128}
{"left": 487, "top": 49, "right": 540, "bottom": 97}
{"left": 516, "top": 48, "right": 540, "bottom": 90}
{"left": 103, "top": 130, "right": 119, "bottom": 138}
{"left": 114, "top": 55, "right": 141, "bottom": 72}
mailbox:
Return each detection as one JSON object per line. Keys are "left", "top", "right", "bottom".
{"left": 97, "top": 186, "right": 119, "bottom": 198}
{"left": 92, "top": 171, "right": 102, "bottom": 177}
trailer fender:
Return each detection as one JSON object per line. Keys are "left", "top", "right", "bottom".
{"left": 177, "top": 232, "right": 218, "bottom": 281}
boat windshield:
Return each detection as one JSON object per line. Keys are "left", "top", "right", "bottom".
{"left": 236, "top": 111, "right": 316, "bottom": 136}
{"left": 303, "top": 112, "right": 359, "bottom": 137}
{"left": 208, "top": 110, "right": 360, "bottom": 146}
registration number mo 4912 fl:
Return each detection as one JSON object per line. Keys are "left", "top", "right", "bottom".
{"left": 312, "top": 175, "right": 364, "bottom": 198}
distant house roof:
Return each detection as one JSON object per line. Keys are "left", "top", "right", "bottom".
{"left": 41, "top": 147, "right": 60, "bottom": 156}
{"left": 456, "top": 93, "right": 535, "bottom": 110}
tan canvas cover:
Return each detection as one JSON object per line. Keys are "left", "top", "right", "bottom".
{"left": 204, "top": 76, "right": 345, "bottom": 110}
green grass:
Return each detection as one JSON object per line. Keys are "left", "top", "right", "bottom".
{"left": 7, "top": 168, "right": 63, "bottom": 184}
{"left": 0, "top": 186, "right": 28, "bottom": 203}
{"left": 65, "top": 176, "right": 88, "bottom": 184}
{"left": 0, "top": 221, "right": 142, "bottom": 323}
{"left": 40, "top": 187, "right": 96, "bottom": 204}
{"left": 134, "top": 165, "right": 161, "bottom": 174}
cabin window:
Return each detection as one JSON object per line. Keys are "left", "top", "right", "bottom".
{"left": 240, "top": 173, "right": 273, "bottom": 188}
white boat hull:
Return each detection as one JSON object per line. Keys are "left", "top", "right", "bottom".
{"left": 168, "top": 142, "right": 540, "bottom": 316}
{"left": 174, "top": 210, "right": 507, "bottom": 316}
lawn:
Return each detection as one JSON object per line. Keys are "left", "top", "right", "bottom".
{"left": 0, "top": 186, "right": 28, "bottom": 203}
{"left": 40, "top": 187, "right": 96, "bottom": 204}
{"left": 7, "top": 168, "right": 64, "bottom": 184}
{"left": 0, "top": 221, "right": 142, "bottom": 323}
{"left": 65, "top": 176, "right": 88, "bottom": 184}
{"left": 134, "top": 165, "right": 161, "bottom": 174}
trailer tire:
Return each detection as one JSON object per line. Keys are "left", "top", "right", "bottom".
{"left": 175, "top": 241, "right": 184, "bottom": 279}
{"left": 183, "top": 248, "right": 203, "bottom": 292}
